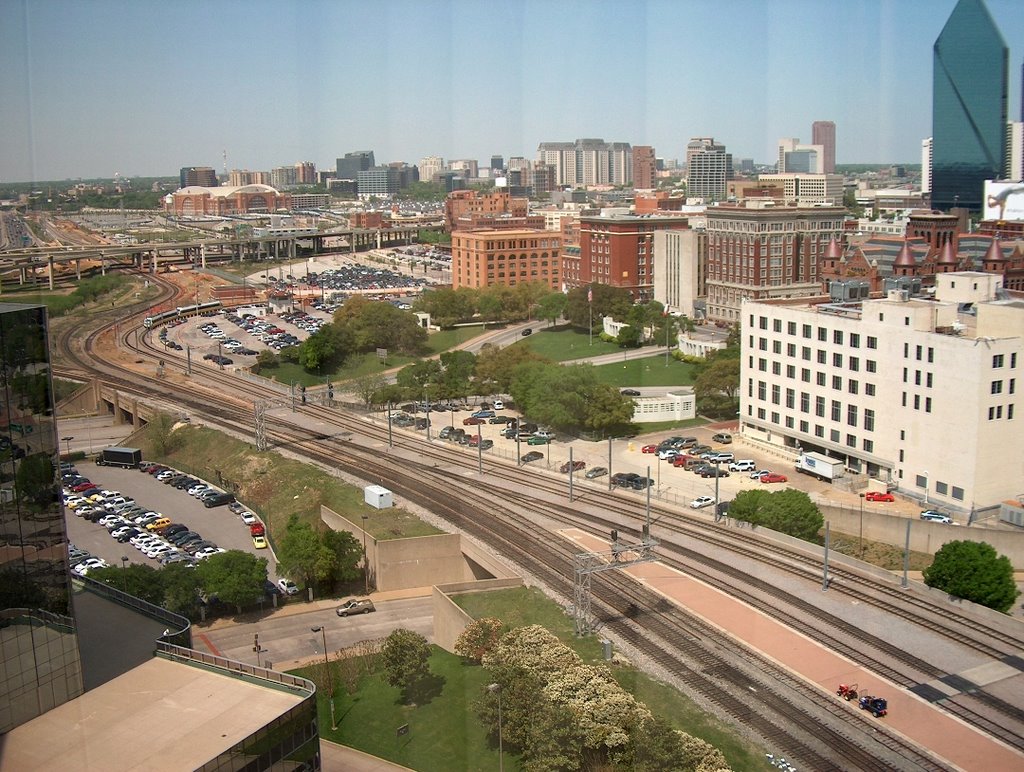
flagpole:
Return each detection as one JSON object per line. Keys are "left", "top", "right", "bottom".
{"left": 588, "top": 286, "right": 593, "bottom": 347}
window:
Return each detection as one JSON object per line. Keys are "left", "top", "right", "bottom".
{"left": 1010, "top": 379, "right": 1015, "bottom": 395}
{"left": 1013, "top": 353, "right": 1018, "bottom": 368}
{"left": 927, "top": 347, "right": 934, "bottom": 363}
{"left": 773, "top": 319, "right": 782, "bottom": 333}
{"left": 799, "top": 420, "right": 809, "bottom": 433}
{"left": 849, "top": 356, "right": 859, "bottom": 372}
{"left": 800, "top": 392, "right": 810, "bottom": 412}
{"left": 993, "top": 354, "right": 1005, "bottom": 368}
{"left": 848, "top": 380, "right": 859, "bottom": 395}
{"left": 771, "top": 384, "right": 781, "bottom": 405}
{"left": 925, "top": 397, "right": 931, "bottom": 413}
{"left": 1010, "top": 404, "right": 1015, "bottom": 419}
{"left": 787, "top": 321, "right": 797, "bottom": 335}
{"left": 992, "top": 380, "right": 1003, "bottom": 394}
{"left": 833, "top": 352, "right": 843, "bottom": 368}
{"left": 926, "top": 372, "right": 932, "bottom": 388}
{"left": 759, "top": 337, "right": 768, "bottom": 351}
{"left": 817, "top": 350, "right": 827, "bottom": 364}
{"left": 786, "top": 364, "right": 795, "bottom": 378}
{"left": 802, "top": 324, "right": 812, "bottom": 339}
{"left": 915, "top": 474, "right": 926, "bottom": 489}
{"left": 757, "top": 408, "right": 766, "bottom": 420}
{"left": 801, "top": 368, "right": 811, "bottom": 382}
{"left": 831, "top": 400, "right": 841, "bottom": 421}
{"left": 802, "top": 346, "right": 811, "bottom": 361}
{"left": 864, "top": 409, "right": 875, "bottom": 431}
{"left": 771, "top": 411, "right": 780, "bottom": 424}
{"left": 867, "top": 336, "right": 877, "bottom": 349}
{"left": 913, "top": 394, "right": 920, "bottom": 410}
{"left": 772, "top": 361, "right": 781, "bottom": 375}
{"left": 833, "top": 330, "right": 843, "bottom": 345}
{"left": 847, "top": 404, "right": 858, "bottom": 426}
{"left": 758, "top": 381, "right": 766, "bottom": 400}
{"left": 862, "top": 439, "right": 873, "bottom": 452}
{"left": 866, "top": 360, "right": 877, "bottom": 373}
{"left": 785, "top": 388, "right": 795, "bottom": 409}
{"left": 915, "top": 345, "right": 922, "bottom": 361}
{"left": 915, "top": 371, "right": 921, "bottom": 386}
{"left": 772, "top": 340, "right": 781, "bottom": 354}
{"left": 785, "top": 416, "right": 794, "bottom": 428}
{"left": 849, "top": 333, "right": 860, "bottom": 348}
{"left": 815, "top": 424, "right": 824, "bottom": 437}
{"left": 936, "top": 481, "right": 948, "bottom": 495}
{"left": 952, "top": 486, "right": 964, "bottom": 501}
{"left": 817, "top": 327, "right": 827, "bottom": 342}
{"left": 846, "top": 434, "right": 856, "bottom": 447}
{"left": 832, "top": 375, "right": 842, "bottom": 390}
{"left": 816, "top": 372, "right": 826, "bottom": 386}
{"left": 831, "top": 429, "right": 841, "bottom": 443}
{"left": 758, "top": 358, "right": 767, "bottom": 371}
{"left": 787, "top": 343, "right": 796, "bottom": 357}
{"left": 815, "top": 396, "right": 825, "bottom": 417}
{"left": 989, "top": 406, "right": 996, "bottom": 420}
{"left": 759, "top": 315, "right": 768, "bottom": 330}
{"left": 865, "top": 383, "right": 875, "bottom": 396}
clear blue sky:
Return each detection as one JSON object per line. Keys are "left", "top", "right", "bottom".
{"left": 2, "top": 0, "right": 1022, "bottom": 182}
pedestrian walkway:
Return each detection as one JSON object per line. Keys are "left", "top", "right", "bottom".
{"left": 560, "top": 527, "right": 1024, "bottom": 770}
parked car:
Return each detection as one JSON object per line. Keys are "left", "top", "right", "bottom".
{"left": 611, "top": 472, "right": 641, "bottom": 488}
{"left": 277, "top": 578, "right": 300, "bottom": 596}
{"left": 699, "top": 467, "right": 730, "bottom": 478}
{"left": 252, "top": 535, "right": 268, "bottom": 549}
{"left": 463, "top": 417, "right": 485, "bottom": 426}
{"left": 526, "top": 435, "right": 551, "bottom": 446}
{"left": 711, "top": 432, "right": 733, "bottom": 444}
{"left": 620, "top": 388, "right": 641, "bottom": 396}
{"left": 336, "top": 598, "right": 376, "bottom": 616}
{"left": 729, "top": 460, "right": 757, "bottom": 472}
{"left": 865, "top": 491, "right": 895, "bottom": 502}
{"left": 521, "top": 451, "right": 544, "bottom": 464}
{"left": 560, "top": 460, "right": 586, "bottom": 473}
{"left": 471, "top": 410, "right": 495, "bottom": 419}
{"left": 920, "top": 510, "right": 953, "bottom": 524}
{"left": 760, "top": 473, "right": 788, "bottom": 484}
{"left": 690, "top": 496, "right": 716, "bottom": 509}
{"left": 641, "top": 444, "right": 658, "bottom": 454}
{"left": 521, "top": 328, "right": 533, "bottom": 336}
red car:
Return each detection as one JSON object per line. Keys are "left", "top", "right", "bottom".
{"left": 560, "top": 460, "right": 586, "bottom": 473}
{"left": 760, "top": 473, "right": 788, "bottom": 484}
{"left": 71, "top": 481, "right": 98, "bottom": 492}
{"left": 250, "top": 523, "right": 266, "bottom": 537}
{"left": 463, "top": 416, "right": 485, "bottom": 425}
{"left": 865, "top": 491, "right": 895, "bottom": 502}
{"left": 641, "top": 444, "right": 658, "bottom": 454}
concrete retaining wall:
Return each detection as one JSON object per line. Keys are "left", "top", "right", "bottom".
{"left": 432, "top": 578, "right": 524, "bottom": 653}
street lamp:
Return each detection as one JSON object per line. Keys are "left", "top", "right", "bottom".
{"left": 311, "top": 626, "right": 337, "bottom": 731}
{"left": 361, "top": 514, "right": 369, "bottom": 595}
{"left": 858, "top": 493, "right": 865, "bottom": 558}
{"left": 61, "top": 436, "right": 74, "bottom": 457}
{"left": 488, "top": 683, "right": 504, "bottom": 772}
{"left": 120, "top": 556, "right": 129, "bottom": 592}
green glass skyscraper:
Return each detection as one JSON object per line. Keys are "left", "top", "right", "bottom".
{"left": 932, "top": 0, "right": 1007, "bottom": 211}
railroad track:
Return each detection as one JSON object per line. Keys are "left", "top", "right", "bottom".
{"left": 51, "top": 274, "right": 1024, "bottom": 769}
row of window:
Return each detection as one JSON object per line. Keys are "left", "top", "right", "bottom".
{"left": 748, "top": 405, "right": 875, "bottom": 454}
{"left": 750, "top": 379, "right": 877, "bottom": 431}
{"left": 915, "top": 474, "right": 965, "bottom": 502}
{"left": 751, "top": 315, "right": 879, "bottom": 350}
{"left": 751, "top": 349, "right": 878, "bottom": 378}
{"left": 987, "top": 404, "right": 1015, "bottom": 420}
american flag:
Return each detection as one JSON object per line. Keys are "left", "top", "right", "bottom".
{"left": 587, "top": 287, "right": 593, "bottom": 303}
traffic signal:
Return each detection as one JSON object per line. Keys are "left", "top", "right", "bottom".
{"left": 610, "top": 529, "right": 618, "bottom": 543}
{"left": 300, "top": 385, "right": 306, "bottom": 404}
{"left": 327, "top": 384, "right": 334, "bottom": 400}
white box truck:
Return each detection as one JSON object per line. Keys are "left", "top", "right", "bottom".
{"left": 794, "top": 452, "right": 844, "bottom": 481}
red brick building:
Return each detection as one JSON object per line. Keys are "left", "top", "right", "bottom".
{"left": 634, "top": 191, "right": 685, "bottom": 213}
{"left": 632, "top": 145, "right": 655, "bottom": 190}
{"left": 164, "top": 184, "right": 290, "bottom": 216}
{"left": 444, "top": 189, "right": 529, "bottom": 232}
{"left": 349, "top": 210, "right": 385, "bottom": 229}
{"left": 450, "top": 229, "right": 562, "bottom": 290}
{"left": 577, "top": 214, "right": 690, "bottom": 300}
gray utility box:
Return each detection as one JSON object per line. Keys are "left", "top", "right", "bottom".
{"left": 364, "top": 485, "right": 393, "bottom": 509}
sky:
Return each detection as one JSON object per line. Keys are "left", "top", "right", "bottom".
{"left": 1, "top": 0, "right": 1023, "bottom": 183}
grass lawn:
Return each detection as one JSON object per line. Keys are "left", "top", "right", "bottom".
{"left": 515, "top": 324, "right": 621, "bottom": 361}
{"left": 591, "top": 354, "right": 698, "bottom": 387}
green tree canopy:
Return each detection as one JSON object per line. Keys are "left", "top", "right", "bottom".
{"left": 564, "top": 283, "right": 633, "bottom": 330}
{"left": 276, "top": 514, "right": 337, "bottom": 588}
{"left": 693, "top": 356, "right": 741, "bottom": 418}
{"left": 195, "top": 550, "right": 268, "bottom": 612}
{"left": 161, "top": 562, "right": 203, "bottom": 617}
{"left": 473, "top": 343, "right": 550, "bottom": 395}
{"left": 730, "top": 488, "right": 824, "bottom": 541}
{"left": 923, "top": 540, "right": 1020, "bottom": 613}
{"left": 536, "top": 292, "right": 568, "bottom": 326}
{"left": 381, "top": 628, "right": 432, "bottom": 703}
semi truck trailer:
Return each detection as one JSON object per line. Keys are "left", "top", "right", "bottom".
{"left": 794, "top": 451, "right": 844, "bottom": 482}
{"left": 95, "top": 446, "right": 142, "bottom": 468}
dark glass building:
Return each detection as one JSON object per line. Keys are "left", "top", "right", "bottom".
{"left": 0, "top": 303, "right": 84, "bottom": 732}
{"left": 931, "top": 0, "right": 1008, "bottom": 211}
{"left": 335, "top": 150, "right": 375, "bottom": 180}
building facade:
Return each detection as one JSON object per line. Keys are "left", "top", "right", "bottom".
{"left": 536, "top": 139, "right": 632, "bottom": 187}
{"left": 757, "top": 173, "right": 843, "bottom": 204}
{"left": 777, "top": 138, "right": 824, "bottom": 174}
{"left": 0, "top": 304, "right": 82, "bottom": 733}
{"left": 921, "top": 137, "right": 933, "bottom": 194}
{"left": 632, "top": 145, "right": 656, "bottom": 190}
{"left": 444, "top": 189, "right": 529, "bottom": 232}
{"left": 419, "top": 156, "right": 444, "bottom": 183}
{"left": 577, "top": 213, "right": 690, "bottom": 300}
{"left": 336, "top": 151, "right": 375, "bottom": 180}
{"left": 739, "top": 272, "right": 1023, "bottom": 512}
{"left": 653, "top": 228, "right": 707, "bottom": 319}
{"left": 686, "top": 138, "right": 732, "bottom": 201}
{"left": 812, "top": 121, "right": 837, "bottom": 174}
{"left": 165, "top": 184, "right": 290, "bottom": 216}
{"left": 450, "top": 229, "right": 561, "bottom": 290}
{"left": 1006, "top": 121, "right": 1024, "bottom": 181}
{"left": 179, "top": 166, "right": 217, "bottom": 189}
{"left": 704, "top": 201, "right": 846, "bottom": 323}
{"left": 931, "top": 0, "right": 1008, "bottom": 211}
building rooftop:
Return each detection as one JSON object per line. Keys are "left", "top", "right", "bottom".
{"left": 1, "top": 657, "right": 305, "bottom": 770}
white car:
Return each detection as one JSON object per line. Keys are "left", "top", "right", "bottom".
{"left": 72, "top": 558, "right": 108, "bottom": 575}
{"left": 196, "top": 547, "right": 226, "bottom": 559}
{"left": 277, "top": 578, "right": 299, "bottom": 596}
{"left": 492, "top": 399, "right": 504, "bottom": 410}
{"left": 146, "top": 544, "right": 173, "bottom": 559}
{"left": 690, "top": 496, "right": 716, "bottom": 509}
{"left": 657, "top": 448, "right": 681, "bottom": 460}
{"left": 240, "top": 511, "right": 258, "bottom": 525}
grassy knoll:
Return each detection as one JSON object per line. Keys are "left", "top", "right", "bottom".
{"left": 591, "top": 353, "right": 698, "bottom": 387}
{"left": 134, "top": 421, "right": 441, "bottom": 543}
{"left": 515, "top": 324, "right": 621, "bottom": 361}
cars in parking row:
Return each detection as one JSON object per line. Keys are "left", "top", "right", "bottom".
{"left": 223, "top": 313, "right": 301, "bottom": 350}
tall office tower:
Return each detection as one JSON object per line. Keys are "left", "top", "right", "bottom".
{"left": 777, "top": 138, "right": 824, "bottom": 174}
{"left": 336, "top": 151, "right": 375, "bottom": 180}
{"left": 0, "top": 304, "right": 84, "bottom": 732}
{"left": 812, "top": 121, "right": 836, "bottom": 174}
{"left": 686, "top": 138, "right": 733, "bottom": 201}
{"left": 536, "top": 139, "right": 633, "bottom": 187}
{"left": 490, "top": 155, "right": 504, "bottom": 172}
{"left": 294, "top": 161, "right": 316, "bottom": 184}
{"left": 179, "top": 166, "right": 217, "bottom": 189}
{"left": 632, "top": 145, "right": 656, "bottom": 190}
{"left": 931, "top": 0, "right": 1008, "bottom": 211}
{"left": 507, "top": 156, "right": 528, "bottom": 172}
{"left": 270, "top": 165, "right": 298, "bottom": 189}
{"left": 1006, "top": 122, "right": 1024, "bottom": 180}
{"left": 419, "top": 156, "right": 444, "bottom": 183}
{"left": 922, "top": 138, "right": 933, "bottom": 194}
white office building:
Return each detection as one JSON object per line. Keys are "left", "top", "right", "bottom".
{"left": 921, "top": 137, "right": 933, "bottom": 194}
{"left": 653, "top": 229, "right": 706, "bottom": 319}
{"left": 740, "top": 271, "right": 1023, "bottom": 513}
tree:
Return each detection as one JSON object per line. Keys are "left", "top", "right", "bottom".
{"left": 89, "top": 563, "right": 164, "bottom": 605}
{"left": 161, "top": 562, "right": 202, "bottom": 617}
{"left": 15, "top": 452, "right": 55, "bottom": 506}
{"left": 536, "top": 292, "right": 567, "bottom": 327}
{"left": 320, "top": 528, "right": 363, "bottom": 585}
{"left": 692, "top": 357, "right": 740, "bottom": 418}
{"left": 923, "top": 541, "right": 1020, "bottom": 613}
{"left": 297, "top": 327, "right": 336, "bottom": 372}
{"left": 730, "top": 489, "right": 823, "bottom": 540}
{"left": 276, "top": 514, "right": 337, "bottom": 588}
{"left": 564, "top": 284, "right": 633, "bottom": 331}
{"left": 352, "top": 373, "right": 388, "bottom": 408}
{"left": 381, "top": 628, "right": 432, "bottom": 702}
{"left": 454, "top": 617, "right": 505, "bottom": 663}
{"left": 195, "top": 550, "right": 268, "bottom": 612}
{"left": 615, "top": 323, "right": 643, "bottom": 348}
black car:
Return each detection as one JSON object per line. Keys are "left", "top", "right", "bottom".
{"left": 699, "top": 467, "right": 730, "bottom": 478}
{"left": 630, "top": 476, "right": 654, "bottom": 490}
{"left": 521, "top": 328, "right": 533, "bottom": 336}
{"left": 521, "top": 451, "right": 544, "bottom": 463}
{"left": 611, "top": 472, "right": 641, "bottom": 488}
{"left": 203, "top": 492, "right": 235, "bottom": 508}
{"left": 620, "top": 388, "right": 641, "bottom": 396}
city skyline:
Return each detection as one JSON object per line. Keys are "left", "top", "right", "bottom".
{"left": 2, "top": 0, "right": 1023, "bottom": 183}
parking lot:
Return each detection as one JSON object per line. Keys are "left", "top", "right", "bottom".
{"left": 64, "top": 463, "right": 275, "bottom": 575}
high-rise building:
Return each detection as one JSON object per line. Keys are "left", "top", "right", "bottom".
{"left": 812, "top": 121, "right": 836, "bottom": 174}
{"left": 632, "top": 145, "right": 656, "bottom": 190}
{"left": 294, "top": 161, "right": 316, "bottom": 185}
{"left": 336, "top": 151, "right": 375, "bottom": 180}
{"left": 756, "top": 173, "right": 844, "bottom": 204}
{"left": 704, "top": 200, "right": 845, "bottom": 322}
{"left": 179, "top": 166, "right": 218, "bottom": 189}
{"left": 686, "top": 138, "right": 733, "bottom": 202}
{"left": 777, "top": 138, "right": 824, "bottom": 174}
{"left": 653, "top": 229, "right": 707, "bottom": 319}
{"left": 931, "top": 0, "right": 1008, "bottom": 211}
{"left": 490, "top": 155, "right": 504, "bottom": 172}
{"left": 922, "top": 137, "right": 933, "bottom": 194}
{"left": 419, "top": 156, "right": 444, "bottom": 184}
{"left": 356, "top": 166, "right": 401, "bottom": 198}
{"left": 1005, "top": 121, "right": 1024, "bottom": 180}
{"left": 536, "top": 139, "right": 633, "bottom": 187}
{"left": 270, "top": 165, "right": 298, "bottom": 189}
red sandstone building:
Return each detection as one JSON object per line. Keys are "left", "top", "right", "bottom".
{"left": 632, "top": 145, "right": 655, "bottom": 190}
{"left": 450, "top": 229, "right": 562, "bottom": 290}
{"left": 164, "top": 184, "right": 291, "bottom": 216}
{"left": 577, "top": 214, "right": 690, "bottom": 300}
{"left": 444, "top": 189, "right": 529, "bottom": 232}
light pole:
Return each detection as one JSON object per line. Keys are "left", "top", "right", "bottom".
{"left": 858, "top": 493, "right": 865, "bottom": 558}
{"left": 311, "top": 626, "right": 336, "bottom": 731}
{"left": 488, "top": 683, "right": 504, "bottom": 772}
{"left": 361, "top": 514, "right": 369, "bottom": 594}
{"left": 120, "top": 556, "right": 129, "bottom": 592}
{"left": 62, "top": 436, "right": 74, "bottom": 457}
{"left": 923, "top": 470, "right": 929, "bottom": 505}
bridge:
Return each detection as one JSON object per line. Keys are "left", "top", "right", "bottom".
{"left": 0, "top": 223, "right": 441, "bottom": 292}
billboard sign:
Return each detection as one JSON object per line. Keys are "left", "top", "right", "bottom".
{"left": 983, "top": 181, "right": 1024, "bottom": 221}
